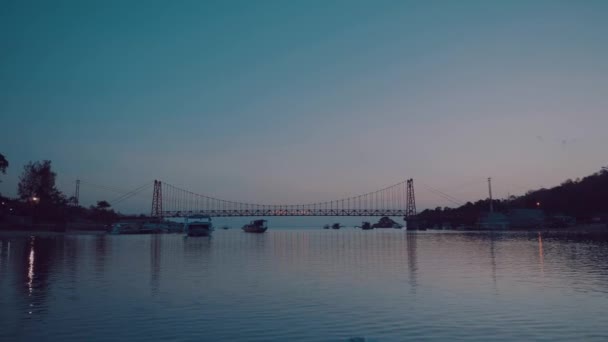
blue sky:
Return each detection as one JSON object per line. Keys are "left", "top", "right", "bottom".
{"left": 1, "top": 0, "right": 607, "bottom": 213}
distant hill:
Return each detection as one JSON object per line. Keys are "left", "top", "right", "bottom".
{"left": 417, "top": 167, "right": 608, "bottom": 226}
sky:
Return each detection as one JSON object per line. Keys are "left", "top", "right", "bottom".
{"left": 1, "top": 0, "right": 607, "bottom": 214}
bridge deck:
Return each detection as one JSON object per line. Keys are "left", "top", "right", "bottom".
{"left": 162, "top": 209, "right": 408, "bottom": 217}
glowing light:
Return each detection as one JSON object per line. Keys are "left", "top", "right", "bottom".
{"left": 536, "top": 202, "right": 541, "bottom": 207}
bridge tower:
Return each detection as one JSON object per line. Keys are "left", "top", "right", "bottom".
{"left": 151, "top": 180, "right": 163, "bottom": 219}
{"left": 406, "top": 178, "right": 416, "bottom": 217}
{"left": 405, "top": 178, "right": 419, "bottom": 229}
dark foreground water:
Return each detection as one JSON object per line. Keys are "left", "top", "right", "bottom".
{"left": 1, "top": 229, "right": 608, "bottom": 341}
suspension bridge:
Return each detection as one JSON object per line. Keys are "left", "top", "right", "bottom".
{"left": 145, "top": 179, "right": 418, "bottom": 219}
{"left": 71, "top": 176, "right": 496, "bottom": 229}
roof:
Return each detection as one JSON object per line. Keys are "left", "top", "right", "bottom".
{"left": 187, "top": 215, "right": 211, "bottom": 219}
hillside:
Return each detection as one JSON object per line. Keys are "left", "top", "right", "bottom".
{"left": 417, "top": 167, "right": 608, "bottom": 226}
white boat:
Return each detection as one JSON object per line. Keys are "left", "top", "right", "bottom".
{"left": 184, "top": 215, "right": 214, "bottom": 237}
{"left": 110, "top": 222, "right": 141, "bottom": 234}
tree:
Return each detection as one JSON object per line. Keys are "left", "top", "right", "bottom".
{"left": 0, "top": 153, "right": 7, "bottom": 182}
{"left": 96, "top": 200, "right": 111, "bottom": 210}
{"left": 89, "top": 200, "right": 117, "bottom": 224}
{"left": 17, "top": 160, "right": 64, "bottom": 203}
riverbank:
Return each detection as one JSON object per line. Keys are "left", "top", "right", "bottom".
{"left": 0, "top": 222, "right": 107, "bottom": 233}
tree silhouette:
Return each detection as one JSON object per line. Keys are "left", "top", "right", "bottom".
{"left": 0, "top": 153, "right": 8, "bottom": 182}
{"left": 417, "top": 167, "right": 608, "bottom": 227}
{"left": 89, "top": 200, "right": 117, "bottom": 223}
{"left": 17, "top": 160, "right": 64, "bottom": 204}
{"left": 96, "top": 200, "right": 111, "bottom": 210}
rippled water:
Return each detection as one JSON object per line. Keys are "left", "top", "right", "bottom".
{"left": 2, "top": 229, "right": 608, "bottom": 341}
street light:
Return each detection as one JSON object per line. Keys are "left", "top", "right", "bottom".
{"left": 31, "top": 196, "right": 40, "bottom": 204}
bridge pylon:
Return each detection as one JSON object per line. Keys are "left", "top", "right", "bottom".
{"left": 151, "top": 180, "right": 163, "bottom": 219}
{"left": 405, "top": 178, "right": 420, "bottom": 229}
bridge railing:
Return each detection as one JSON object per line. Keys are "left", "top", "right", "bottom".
{"left": 154, "top": 179, "right": 416, "bottom": 218}
{"left": 161, "top": 208, "right": 408, "bottom": 217}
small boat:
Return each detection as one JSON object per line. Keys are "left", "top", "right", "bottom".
{"left": 110, "top": 222, "right": 141, "bottom": 234}
{"left": 323, "top": 224, "right": 330, "bottom": 229}
{"left": 360, "top": 221, "right": 373, "bottom": 230}
{"left": 221, "top": 225, "right": 230, "bottom": 230}
{"left": 185, "top": 215, "right": 214, "bottom": 237}
{"left": 331, "top": 223, "right": 341, "bottom": 230}
{"left": 242, "top": 219, "right": 268, "bottom": 233}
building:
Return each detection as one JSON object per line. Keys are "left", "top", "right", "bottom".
{"left": 507, "top": 209, "right": 545, "bottom": 229}
{"left": 478, "top": 212, "right": 509, "bottom": 229}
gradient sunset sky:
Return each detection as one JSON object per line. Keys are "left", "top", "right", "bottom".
{"left": 1, "top": 0, "right": 607, "bottom": 213}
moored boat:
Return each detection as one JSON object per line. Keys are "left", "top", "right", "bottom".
{"left": 110, "top": 222, "right": 141, "bottom": 234}
{"left": 185, "top": 215, "right": 214, "bottom": 237}
{"left": 360, "top": 221, "right": 373, "bottom": 230}
{"left": 331, "top": 223, "right": 342, "bottom": 230}
{"left": 242, "top": 219, "right": 268, "bottom": 233}
{"left": 141, "top": 222, "right": 168, "bottom": 234}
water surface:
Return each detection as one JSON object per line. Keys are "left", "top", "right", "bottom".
{"left": 1, "top": 229, "right": 608, "bottom": 341}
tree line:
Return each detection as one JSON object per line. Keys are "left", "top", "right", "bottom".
{"left": 0, "top": 153, "right": 119, "bottom": 224}
{"left": 417, "top": 167, "right": 608, "bottom": 227}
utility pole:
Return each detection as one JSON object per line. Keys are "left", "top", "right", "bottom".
{"left": 488, "top": 177, "right": 493, "bottom": 213}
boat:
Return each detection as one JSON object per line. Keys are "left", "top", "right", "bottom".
{"left": 331, "top": 223, "right": 342, "bottom": 230}
{"left": 323, "top": 224, "right": 330, "bottom": 229}
{"left": 242, "top": 219, "right": 268, "bottom": 233}
{"left": 360, "top": 221, "right": 373, "bottom": 230}
{"left": 110, "top": 222, "right": 141, "bottom": 234}
{"left": 141, "top": 222, "right": 170, "bottom": 234}
{"left": 184, "top": 215, "right": 214, "bottom": 237}
{"left": 221, "top": 225, "right": 230, "bottom": 230}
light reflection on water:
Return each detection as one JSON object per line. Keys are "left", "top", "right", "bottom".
{"left": 1, "top": 229, "right": 608, "bottom": 341}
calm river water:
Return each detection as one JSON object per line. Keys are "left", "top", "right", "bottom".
{"left": 1, "top": 229, "right": 608, "bottom": 341}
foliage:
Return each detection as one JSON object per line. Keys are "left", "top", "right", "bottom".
{"left": 0, "top": 153, "right": 7, "bottom": 183}
{"left": 0, "top": 159, "right": 125, "bottom": 225}
{"left": 88, "top": 201, "right": 118, "bottom": 224}
{"left": 17, "top": 160, "right": 65, "bottom": 203}
{"left": 508, "top": 168, "right": 608, "bottom": 218}
{"left": 96, "top": 200, "right": 111, "bottom": 210}
{"left": 417, "top": 167, "right": 608, "bottom": 226}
